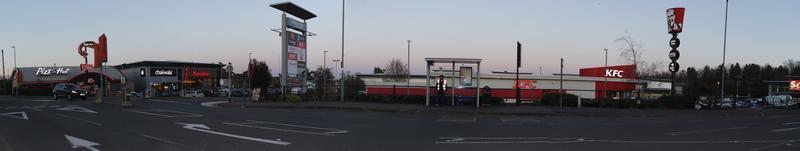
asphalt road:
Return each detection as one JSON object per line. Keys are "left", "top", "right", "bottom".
{"left": 1, "top": 96, "right": 799, "bottom": 151}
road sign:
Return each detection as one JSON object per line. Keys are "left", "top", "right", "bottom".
{"left": 669, "top": 37, "right": 680, "bottom": 48}
{"left": 669, "top": 50, "right": 680, "bottom": 61}
{"left": 669, "top": 62, "right": 680, "bottom": 73}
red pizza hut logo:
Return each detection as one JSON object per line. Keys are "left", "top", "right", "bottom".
{"left": 791, "top": 80, "right": 800, "bottom": 91}
{"left": 513, "top": 80, "right": 537, "bottom": 89}
{"left": 666, "top": 7, "right": 685, "bottom": 33}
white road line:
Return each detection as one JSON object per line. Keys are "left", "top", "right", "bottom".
{"left": 176, "top": 123, "right": 291, "bottom": 145}
{"left": 200, "top": 101, "right": 226, "bottom": 107}
{"left": 435, "top": 136, "right": 795, "bottom": 144}
{"left": 783, "top": 122, "right": 800, "bottom": 125}
{"left": 223, "top": 120, "right": 350, "bottom": 136}
{"left": 0, "top": 111, "right": 29, "bottom": 120}
{"left": 64, "top": 134, "right": 100, "bottom": 151}
{"left": 20, "top": 106, "right": 42, "bottom": 111}
{"left": 140, "top": 134, "right": 196, "bottom": 150}
{"left": 30, "top": 99, "right": 55, "bottom": 102}
{"left": 148, "top": 99, "right": 192, "bottom": 105}
{"left": 55, "top": 114, "right": 102, "bottom": 126}
{"left": 770, "top": 127, "right": 800, "bottom": 132}
{"left": 56, "top": 106, "right": 98, "bottom": 114}
{"left": 123, "top": 109, "right": 202, "bottom": 118}
{"left": 668, "top": 127, "right": 748, "bottom": 136}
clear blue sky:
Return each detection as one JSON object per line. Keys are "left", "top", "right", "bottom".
{"left": 1, "top": 0, "right": 797, "bottom": 76}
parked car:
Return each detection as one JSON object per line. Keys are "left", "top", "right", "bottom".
{"left": 213, "top": 87, "right": 231, "bottom": 97}
{"left": 52, "top": 83, "right": 87, "bottom": 101}
{"left": 231, "top": 89, "right": 250, "bottom": 97}
{"left": 766, "top": 95, "right": 795, "bottom": 107}
{"left": 159, "top": 91, "right": 181, "bottom": 97}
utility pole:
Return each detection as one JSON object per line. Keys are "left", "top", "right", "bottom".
{"left": 515, "top": 41, "right": 521, "bottom": 106}
{"left": 407, "top": 40, "right": 411, "bottom": 96}
{"left": 323, "top": 50, "right": 328, "bottom": 101}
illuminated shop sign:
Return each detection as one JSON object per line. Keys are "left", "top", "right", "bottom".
{"left": 791, "top": 80, "right": 800, "bottom": 91}
{"left": 513, "top": 80, "right": 537, "bottom": 89}
{"left": 151, "top": 68, "right": 176, "bottom": 76}
{"left": 36, "top": 67, "right": 70, "bottom": 76}
{"left": 191, "top": 71, "right": 209, "bottom": 77}
{"left": 605, "top": 69, "right": 624, "bottom": 78}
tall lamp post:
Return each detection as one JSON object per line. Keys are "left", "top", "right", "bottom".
{"left": 720, "top": 0, "right": 729, "bottom": 101}
{"left": 406, "top": 40, "right": 411, "bottom": 96}
{"left": 603, "top": 48, "right": 608, "bottom": 100}
{"left": 340, "top": 0, "right": 346, "bottom": 102}
{"left": 1, "top": 49, "right": 4, "bottom": 95}
{"left": 332, "top": 59, "right": 340, "bottom": 101}
{"left": 248, "top": 52, "right": 253, "bottom": 89}
{"left": 11, "top": 45, "right": 16, "bottom": 96}
{"left": 323, "top": 50, "right": 328, "bottom": 101}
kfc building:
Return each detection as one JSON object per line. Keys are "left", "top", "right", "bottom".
{"left": 361, "top": 64, "right": 679, "bottom": 101}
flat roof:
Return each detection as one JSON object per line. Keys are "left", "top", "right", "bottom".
{"left": 117, "top": 61, "right": 224, "bottom": 69}
{"left": 425, "top": 58, "right": 482, "bottom": 64}
{"left": 269, "top": 2, "right": 317, "bottom": 20}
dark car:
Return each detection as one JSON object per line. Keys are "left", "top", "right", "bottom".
{"left": 53, "top": 83, "right": 87, "bottom": 101}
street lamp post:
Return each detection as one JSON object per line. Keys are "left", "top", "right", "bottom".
{"left": 228, "top": 62, "right": 233, "bottom": 103}
{"left": 407, "top": 40, "right": 411, "bottom": 96}
{"left": 603, "top": 48, "right": 608, "bottom": 100}
{"left": 1, "top": 49, "right": 4, "bottom": 95}
{"left": 11, "top": 45, "right": 16, "bottom": 96}
{"left": 323, "top": 50, "right": 328, "bottom": 101}
{"left": 721, "top": 0, "right": 729, "bottom": 105}
{"left": 248, "top": 53, "right": 253, "bottom": 90}
{"left": 332, "top": 59, "right": 340, "bottom": 101}
{"left": 340, "top": 0, "right": 346, "bottom": 103}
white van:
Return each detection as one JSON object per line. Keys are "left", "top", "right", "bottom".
{"left": 765, "top": 95, "right": 795, "bottom": 107}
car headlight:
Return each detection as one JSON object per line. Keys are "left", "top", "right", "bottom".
{"left": 71, "top": 90, "right": 77, "bottom": 93}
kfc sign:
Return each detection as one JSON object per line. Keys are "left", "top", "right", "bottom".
{"left": 605, "top": 69, "right": 624, "bottom": 78}
{"left": 666, "top": 7, "right": 686, "bottom": 33}
{"left": 36, "top": 67, "right": 70, "bottom": 76}
{"left": 790, "top": 80, "right": 800, "bottom": 91}
{"left": 579, "top": 64, "right": 636, "bottom": 79}
{"left": 513, "top": 80, "right": 537, "bottom": 89}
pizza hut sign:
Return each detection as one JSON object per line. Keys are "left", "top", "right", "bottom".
{"left": 35, "top": 67, "right": 70, "bottom": 76}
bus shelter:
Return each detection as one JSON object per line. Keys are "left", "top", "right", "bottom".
{"left": 425, "top": 58, "right": 482, "bottom": 108}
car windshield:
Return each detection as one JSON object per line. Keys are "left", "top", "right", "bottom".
{"left": 64, "top": 84, "right": 79, "bottom": 90}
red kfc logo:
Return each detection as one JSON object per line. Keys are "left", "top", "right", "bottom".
{"left": 513, "top": 80, "right": 537, "bottom": 89}
{"left": 666, "top": 7, "right": 685, "bottom": 33}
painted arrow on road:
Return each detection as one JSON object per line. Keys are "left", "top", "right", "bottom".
{"left": 175, "top": 122, "right": 291, "bottom": 145}
{"left": 56, "top": 106, "right": 98, "bottom": 114}
{"left": 64, "top": 134, "right": 100, "bottom": 151}
{"left": 0, "top": 111, "right": 29, "bottom": 120}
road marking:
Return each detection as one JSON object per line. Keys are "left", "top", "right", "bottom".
{"left": 140, "top": 134, "right": 197, "bottom": 150}
{"left": 668, "top": 127, "right": 748, "bottom": 136}
{"left": 224, "top": 120, "right": 350, "bottom": 136}
{"left": 123, "top": 109, "right": 202, "bottom": 118}
{"left": 200, "top": 101, "right": 226, "bottom": 107}
{"left": 499, "top": 117, "right": 540, "bottom": 122}
{"left": 0, "top": 111, "right": 29, "bottom": 120}
{"left": 175, "top": 122, "right": 291, "bottom": 145}
{"left": 64, "top": 134, "right": 100, "bottom": 151}
{"left": 31, "top": 99, "right": 55, "bottom": 102}
{"left": 783, "top": 122, "right": 800, "bottom": 125}
{"left": 55, "top": 114, "right": 102, "bottom": 126}
{"left": 435, "top": 136, "right": 795, "bottom": 144}
{"left": 148, "top": 99, "right": 192, "bottom": 105}
{"left": 56, "top": 106, "right": 98, "bottom": 114}
{"left": 437, "top": 115, "right": 477, "bottom": 123}
{"left": 770, "top": 127, "right": 800, "bottom": 132}
{"left": 20, "top": 106, "right": 42, "bottom": 111}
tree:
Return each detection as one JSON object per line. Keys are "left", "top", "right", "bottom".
{"left": 685, "top": 67, "right": 698, "bottom": 98}
{"left": 311, "top": 66, "right": 334, "bottom": 100}
{"left": 784, "top": 59, "right": 800, "bottom": 75}
{"left": 615, "top": 32, "right": 646, "bottom": 77}
{"left": 383, "top": 58, "right": 409, "bottom": 83}
{"left": 248, "top": 59, "right": 273, "bottom": 89}
{"left": 343, "top": 73, "right": 365, "bottom": 98}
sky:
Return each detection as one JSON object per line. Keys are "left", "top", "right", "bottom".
{"left": 0, "top": 0, "right": 798, "bottom": 77}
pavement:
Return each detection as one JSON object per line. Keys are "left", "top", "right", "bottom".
{"left": 1, "top": 95, "right": 799, "bottom": 151}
